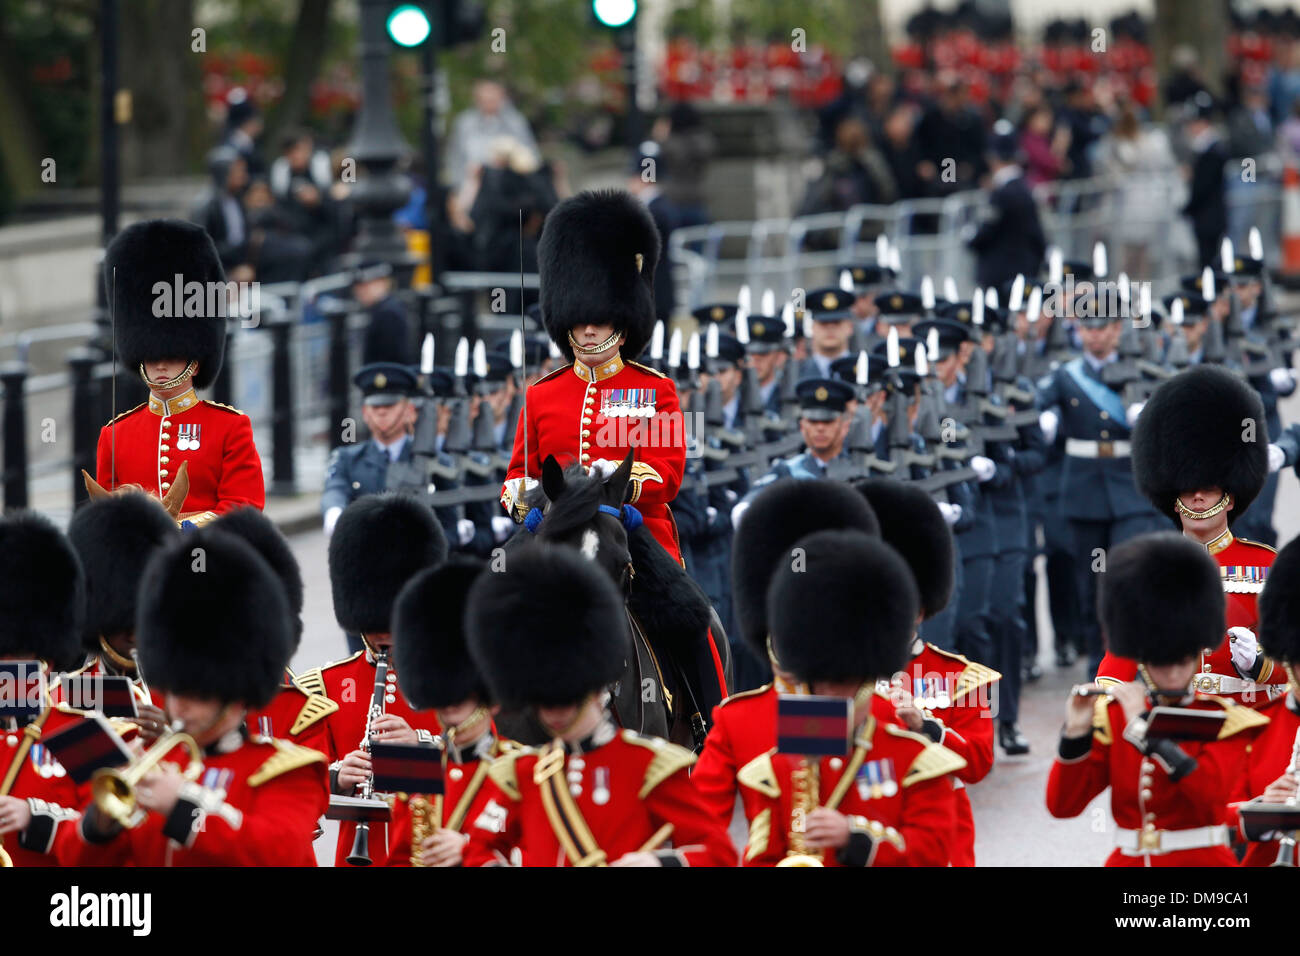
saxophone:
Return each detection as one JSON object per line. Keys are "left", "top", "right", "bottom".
{"left": 777, "top": 758, "right": 825, "bottom": 867}
{"left": 408, "top": 793, "right": 440, "bottom": 867}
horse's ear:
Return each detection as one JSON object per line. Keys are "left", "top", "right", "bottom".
{"left": 608, "top": 449, "right": 635, "bottom": 504}
{"left": 82, "top": 470, "right": 110, "bottom": 501}
{"left": 160, "top": 461, "right": 190, "bottom": 519}
{"left": 541, "top": 455, "right": 565, "bottom": 503}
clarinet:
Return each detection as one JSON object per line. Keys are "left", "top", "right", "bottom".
{"left": 1271, "top": 727, "right": 1300, "bottom": 867}
{"left": 347, "top": 649, "right": 389, "bottom": 866}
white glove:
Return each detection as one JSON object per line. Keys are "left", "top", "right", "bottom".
{"left": 1228, "top": 626, "right": 1259, "bottom": 678}
{"left": 457, "top": 518, "right": 476, "bottom": 547}
{"left": 936, "top": 501, "right": 963, "bottom": 526}
{"left": 587, "top": 458, "right": 618, "bottom": 480}
{"left": 491, "top": 515, "right": 516, "bottom": 542}
{"left": 1270, "top": 367, "right": 1294, "bottom": 391}
{"left": 731, "top": 500, "right": 751, "bottom": 528}
{"left": 705, "top": 505, "right": 718, "bottom": 524}
{"left": 1125, "top": 402, "right": 1145, "bottom": 427}
{"left": 1038, "top": 409, "right": 1059, "bottom": 444}
{"left": 324, "top": 506, "right": 343, "bottom": 536}
{"left": 1269, "top": 442, "right": 1287, "bottom": 474}
{"left": 502, "top": 476, "right": 539, "bottom": 517}
{"left": 970, "top": 455, "right": 996, "bottom": 483}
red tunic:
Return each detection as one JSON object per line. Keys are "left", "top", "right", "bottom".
{"left": 53, "top": 734, "right": 328, "bottom": 867}
{"left": 301, "top": 650, "right": 442, "bottom": 867}
{"left": 1045, "top": 694, "right": 1267, "bottom": 866}
{"left": 692, "top": 683, "right": 782, "bottom": 834}
{"left": 463, "top": 728, "right": 736, "bottom": 867}
{"left": 385, "top": 737, "right": 509, "bottom": 867}
{"left": 1, "top": 705, "right": 86, "bottom": 867}
{"left": 244, "top": 670, "right": 337, "bottom": 758}
{"left": 1227, "top": 693, "right": 1300, "bottom": 866}
{"left": 502, "top": 357, "right": 686, "bottom": 565}
{"left": 1096, "top": 532, "right": 1283, "bottom": 707}
{"left": 733, "top": 693, "right": 963, "bottom": 867}
{"left": 891, "top": 642, "right": 1000, "bottom": 866}
{"left": 95, "top": 389, "right": 265, "bottom": 523}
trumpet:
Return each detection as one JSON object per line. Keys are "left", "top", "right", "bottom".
{"left": 1271, "top": 728, "right": 1300, "bottom": 867}
{"left": 347, "top": 648, "right": 389, "bottom": 866}
{"left": 90, "top": 721, "right": 204, "bottom": 829}
{"left": 777, "top": 758, "right": 824, "bottom": 867}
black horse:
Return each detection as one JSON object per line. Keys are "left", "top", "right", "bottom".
{"left": 497, "top": 452, "right": 732, "bottom": 752}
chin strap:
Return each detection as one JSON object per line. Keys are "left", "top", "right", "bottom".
{"left": 1175, "top": 492, "right": 1231, "bottom": 521}
{"left": 139, "top": 360, "right": 197, "bottom": 390}
{"left": 567, "top": 330, "right": 621, "bottom": 355}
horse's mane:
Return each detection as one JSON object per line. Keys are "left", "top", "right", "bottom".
{"left": 524, "top": 462, "right": 608, "bottom": 537}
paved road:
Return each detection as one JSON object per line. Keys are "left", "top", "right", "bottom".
{"left": 290, "top": 389, "right": 1300, "bottom": 866}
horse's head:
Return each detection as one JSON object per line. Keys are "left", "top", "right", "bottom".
{"left": 522, "top": 450, "right": 639, "bottom": 591}
{"left": 83, "top": 461, "right": 191, "bottom": 523}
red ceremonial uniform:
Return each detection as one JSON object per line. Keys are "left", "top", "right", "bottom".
{"left": 1226, "top": 692, "right": 1300, "bottom": 866}
{"left": 1, "top": 705, "right": 86, "bottom": 867}
{"left": 386, "top": 736, "right": 510, "bottom": 867}
{"left": 1097, "top": 531, "right": 1283, "bottom": 707}
{"left": 733, "top": 693, "right": 964, "bottom": 867}
{"left": 502, "top": 356, "right": 686, "bottom": 565}
{"left": 53, "top": 732, "right": 328, "bottom": 866}
{"left": 463, "top": 725, "right": 736, "bottom": 867}
{"left": 692, "top": 682, "right": 784, "bottom": 832}
{"left": 1046, "top": 694, "right": 1267, "bottom": 866}
{"left": 95, "top": 387, "right": 265, "bottom": 524}
{"left": 245, "top": 670, "right": 337, "bottom": 758}
{"left": 889, "top": 641, "right": 1000, "bottom": 866}
{"left": 302, "top": 649, "right": 442, "bottom": 866}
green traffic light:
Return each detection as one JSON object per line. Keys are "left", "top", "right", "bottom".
{"left": 592, "top": 0, "right": 636, "bottom": 29}
{"left": 387, "top": 4, "right": 432, "bottom": 47}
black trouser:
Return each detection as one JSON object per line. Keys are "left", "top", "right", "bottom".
{"left": 988, "top": 547, "right": 1027, "bottom": 725}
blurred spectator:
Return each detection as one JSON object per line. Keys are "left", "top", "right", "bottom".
{"left": 915, "top": 73, "right": 987, "bottom": 195}
{"left": 798, "top": 116, "right": 897, "bottom": 218}
{"left": 1164, "top": 46, "right": 1210, "bottom": 111}
{"left": 445, "top": 80, "right": 537, "bottom": 190}
{"left": 627, "top": 143, "right": 679, "bottom": 327}
{"left": 221, "top": 87, "right": 265, "bottom": 178}
{"left": 1227, "top": 84, "right": 1276, "bottom": 157}
{"left": 816, "top": 58, "right": 874, "bottom": 152}
{"left": 242, "top": 178, "right": 313, "bottom": 283}
{"left": 1180, "top": 93, "right": 1229, "bottom": 269}
{"left": 1096, "top": 105, "right": 1176, "bottom": 277}
{"left": 879, "top": 102, "right": 925, "bottom": 200}
{"left": 1058, "top": 81, "right": 1108, "bottom": 182}
{"left": 967, "top": 121, "right": 1046, "bottom": 289}
{"left": 1269, "top": 43, "right": 1300, "bottom": 128}
{"left": 269, "top": 128, "right": 344, "bottom": 272}
{"left": 354, "top": 261, "right": 414, "bottom": 366}
{"left": 655, "top": 101, "right": 717, "bottom": 228}
{"left": 1019, "top": 105, "right": 1069, "bottom": 188}
{"left": 194, "top": 146, "right": 251, "bottom": 275}
{"left": 1280, "top": 98, "right": 1300, "bottom": 157}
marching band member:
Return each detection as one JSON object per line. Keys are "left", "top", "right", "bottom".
{"left": 307, "top": 493, "right": 446, "bottom": 866}
{"left": 95, "top": 219, "right": 264, "bottom": 525}
{"left": 501, "top": 190, "right": 687, "bottom": 566}
{"left": 855, "top": 478, "right": 1000, "bottom": 866}
{"left": 1047, "top": 533, "right": 1267, "bottom": 866}
{"left": 1099, "top": 366, "right": 1284, "bottom": 706}
{"left": 210, "top": 507, "right": 336, "bottom": 755}
{"left": 462, "top": 544, "right": 737, "bottom": 867}
{"left": 386, "top": 557, "right": 508, "bottom": 867}
{"left": 53, "top": 527, "right": 328, "bottom": 866}
{"left": 0, "top": 513, "right": 87, "bottom": 866}
{"left": 735, "top": 528, "right": 965, "bottom": 866}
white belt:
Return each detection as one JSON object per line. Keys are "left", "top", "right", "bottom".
{"left": 1190, "top": 672, "right": 1261, "bottom": 696}
{"left": 1065, "top": 438, "right": 1131, "bottom": 459}
{"left": 1115, "top": 824, "right": 1228, "bottom": 855}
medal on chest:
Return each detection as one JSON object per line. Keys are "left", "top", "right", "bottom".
{"left": 176, "top": 423, "right": 202, "bottom": 452}
{"left": 600, "top": 388, "right": 657, "bottom": 419}
{"left": 856, "top": 758, "right": 897, "bottom": 800}
{"left": 913, "top": 676, "right": 953, "bottom": 710}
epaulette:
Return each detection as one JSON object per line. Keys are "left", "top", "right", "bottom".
{"left": 248, "top": 738, "right": 326, "bottom": 786}
{"left": 104, "top": 402, "right": 146, "bottom": 427}
{"left": 293, "top": 667, "right": 328, "bottom": 698}
{"left": 1201, "top": 695, "right": 1271, "bottom": 739}
{"left": 627, "top": 360, "right": 668, "bottom": 379}
{"left": 736, "top": 749, "right": 781, "bottom": 798}
{"left": 290, "top": 693, "right": 339, "bottom": 736}
{"left": 621, "top": 730, "right": 696, "bottom": 797}
{"left": 1236, "top": 537, "right": 1278, "bottom": 555}
{"left": 1093, "top": 696, "right": 1113, "bottom": 745}
{"left": 718, "top": 683, "right": 772, "bottom": 709}
{"left": 203, "top": 400, "right": 246, "bottom": 415}
{"left": 924, "top": 644, "right": 1002, "bottom": 700}
{"left": 885, "top": 726, "right": 967, "bottom": 786}
{"left": 486, "top": 748, "right": 532, "bottom": 801}
{"left": 531, "top": 364, "right": 571, "bottom": 387}
{"left": 320, "top": 651, "right": 366, "bottom": 672}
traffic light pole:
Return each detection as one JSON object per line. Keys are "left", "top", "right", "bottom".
{"left": 421, "top": 35, "right": 443, "bottom": 277}
{"left": 618, "top": 25, "right": 641, "bottom": 151}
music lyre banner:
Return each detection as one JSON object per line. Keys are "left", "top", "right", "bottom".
{"left": 61, "top": 675, "right": 138, "bottom": 719}
{"left": 776, "top": 694, "right": 853, "bottom": 757}
{"left": 1144, "top": 707, "right": 1227, "bottom": 741}
{"left": 0, "top": 660, "right": 46, "bottom": 723}
{"left": 370, "top": 741, "right": 445, "bottom": 795}
{"left": 42, "top": 714, "right": 134, "bottom": 785}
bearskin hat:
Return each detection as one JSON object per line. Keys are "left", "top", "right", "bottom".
{"left": 1132, "top": 366, "right": 1268, "bottom": 526}
{"left": 67, "top": 493, "right": 176, "bottom": 651}
{"left": 853, "top": 478, "right": 955, "bottom": 619}
{"left": 136, "top": 528, "right": 291, "bottom": 707}
{"left": 104, "top": 219, "right": 228, "bottom": 390}
{"left": 211, "top": 506, "right": 304, "bottom": 648}
{"left": 466, "top": 543, "right": 629, "bottom": 707}
{"left": 768, "top": 530, "right": 919, "bottom": 683}
{"left": 328, "top": 493, "right": 448, "bottom": 634}
{"left": 0, "top": 511, "right": 84, "bottom": 668}
{"left": 1260, "top": 536, "right": 1300, "bottom": 666}
{"left": 732, "top": 479, "right": 880, "bottom": 662}
{"left": 1098, "top": 532, "right": 1224, "bottom": 665}
{"left": 537, "top": 190, "right": 661, "bottom": 362}
{"left": 393, "top": 556, "right": 489, "bottom": 710}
